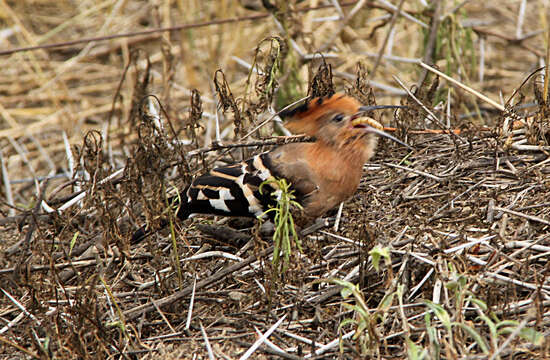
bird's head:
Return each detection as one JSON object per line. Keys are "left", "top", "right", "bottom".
{"left": 281, "top": 93, "right": 411, "bottom": 150}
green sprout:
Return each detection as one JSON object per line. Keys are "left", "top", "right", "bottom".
{"left": 259, "top": 177, "right": 303, "bottom": 274}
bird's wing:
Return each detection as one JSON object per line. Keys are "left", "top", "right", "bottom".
{"left": 181, "top": 146, "right": 319, "bottom": 220}
{"left": 183, "top": 153, "right": 282, "bottom": 218}
{"left": 265, "top": 144, "right": 319, "bottom": 200}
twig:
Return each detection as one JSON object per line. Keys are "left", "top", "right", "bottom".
{"left": 200, "top": 321, "right": 215, "bottom": 360}
{"left": 430, "top": 179, "right": 485, "bottom": 220}
{"left": 472, "top": 26, "right": 544, "bottom": 57}
{"left": 240, "top": 97, "right": 309, "bottom": 140}
{"left": 408, "top": 268, "right": 434, "bottom": 299}
{"left": 152, "top": 299, "right": 177, "bottom": 334}
{"left": 493, "top": 206, "right": 550, "bottom": 226}
{"left": 188, "top": 135, "right": 314, "bottom": 156}
{"left": 393, "top": 75, "right": 464, "bottom": 144}
{"left": 368, "top": 0, "right": 406, "bottom": 80}
{"left": 305, "top": 330, "right": 355, "bottom": 357}
{"left": 277, "top": 329, "right": 321, "bottom": 348}
{"left": 182, "top": 251, "right": 244, "bottom": 262}
{"left": 123, "top": 246, "right": 273, "bottom": 321}
{"left": 515, "top": 0, "right": 527, "bottom": 39}
{"left": 5, "top": 178, "right": 50, "bottom": 256}
{"left": 0, "top": 312, "right": 25, "bottom": 335}
{"left": 233, "top": 339, "right": 302, "bottom": 360}
{"left": 486, "top": 272, "right": 550, "bottom": 292}
{"left": 239, "top": 314, "right": 287, "bottom": 360}
{"left": 417, "top": 0, "right": 443, "bottom": 87}
{"left": 185, "top": 276, "right": 197, "bottom": 331}
{"left": 0, "top": 2, "right": 364, "bottom": 56}
{"left": 375, "top": 0, "right": 428, "bottom": 28}
{"left": 0, "top": 335, "right": 39, "bottom": 358}
{"left": 317, "top": 0, "right": 369, "bottom": 52}
{"left": 0, "top": 150, "right": 14, "bottom": 217}
{"left": 1, "top": 289, "right": 41, "bottom": 326}
{"left": 56, "top": 168, "right": 124, "bottom": 211}
{"left": 384, "top": 162, "right": 444, "bottom": 182}
{"left": 333, "top": 202, "right": 344, "bottom": 232}
{"left": 253, "top": 327, "right": 298, "bottom": 359}
{"left": 418, "top": 61, "right": 505, "bottom": 111}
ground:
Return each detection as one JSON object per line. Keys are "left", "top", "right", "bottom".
{"left": 0, "top": 1, "right": 549, "bottom": 359}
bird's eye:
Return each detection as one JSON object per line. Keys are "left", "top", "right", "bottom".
{"left": 332, "top": 114, "right": 344, "bottom": 123}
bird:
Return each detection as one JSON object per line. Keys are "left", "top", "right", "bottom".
{"left": 132, "top": 93, "right": 411, "bottom": 242}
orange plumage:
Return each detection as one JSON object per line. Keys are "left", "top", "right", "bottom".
{"left": 282, "top": 93, "right": 368, "bottom": 135}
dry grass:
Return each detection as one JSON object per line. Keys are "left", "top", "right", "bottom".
{"left": 1, "top": 0, "right": 549, "bottom": 358}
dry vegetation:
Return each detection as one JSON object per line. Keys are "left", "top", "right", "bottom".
{"left": 1, "top": 0, "right": 550, "bottom": 358}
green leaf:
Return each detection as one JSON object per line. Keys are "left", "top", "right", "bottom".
{"left": 378, "top": 292, "right": 395, "bottom": 311}
{"left": 341, "top": 303, "right": 357, "bottom": 312}
{"left": 354, "top": 320, "right": 367, "bottom": 340}
{"left": 338, "top": 317, "right": 357, "bottom": 330}
{"left": 453, "top": 322, "right": 489, "bottom": 354}
{"left": 468, "top": 297, "right": 487, "bottom": 311}
{"left": 406, "top": 337, "right": 420, "bottom": 360}
{"left": 478, "top": 313, "right": 497, "bottom": 341}
{"left": 497, "top": 325, "right": 543, "bottom": 345}
{"left": 425, "top": 312, "right": 441, "bottom": 358}
{"left": 424, "top": 300, "right": 452, "bottom": 332}
{"left": 69, "top": 231, "right": 79, "bottom": 256}
{"left": 355, "top": 304, "right": 370, "bottom": 321}
{"left": 496, "top": 320, "right": 519, "bottom": 329}
{"left": 369, "top": 246, "right": 390, "bottom": 272}
{"left": 518, "top": 327, "right": 544, "bottom": 345}
{"left": 328, "top": 278, "right": 355, "bottom": 289}
{"left": 341, "top": 287, "right": 353, "bottom": 299}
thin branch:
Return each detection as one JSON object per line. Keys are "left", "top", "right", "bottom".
{"left": 0, "top": 2, "right": 365, "bottom": 56}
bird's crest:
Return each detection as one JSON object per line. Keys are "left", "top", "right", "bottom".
{"left": 280, "top": 93, "right": 361, "bottom": 135}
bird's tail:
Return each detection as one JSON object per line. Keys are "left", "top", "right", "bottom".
{"left": 131, "top": 223, "right": 158, "bottom": 244}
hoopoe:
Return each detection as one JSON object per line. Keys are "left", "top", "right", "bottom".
{"left": 132, "top": 93, "right": 410, "bottom": 242}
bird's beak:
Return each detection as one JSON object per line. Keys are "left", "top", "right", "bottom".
{"left": 351, "top": 116, "right": 413, "bottom": 150}
{"left": 358, "top": 105, "right": 407, "bottom": 112}
{"left": 351, "top": 116, "right": 384, "bottom": 130}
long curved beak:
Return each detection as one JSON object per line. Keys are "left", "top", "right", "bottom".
{"left": 359, "top": 105, "right": 407, "bottom": 112}
{"left": 366, "top": 125, "right": 414, "bottom": 150}
{"left": 351, "top": 116, "right": 413, "bottom": 150}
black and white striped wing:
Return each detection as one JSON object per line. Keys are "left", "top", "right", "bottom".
{"left": 182, "top": 153, "right": 279, "bottom": 219}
